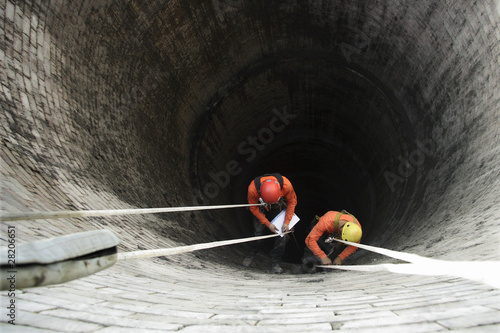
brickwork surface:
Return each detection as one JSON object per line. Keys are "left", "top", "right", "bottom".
{"left": 1, "top": 259, "right": 500, "bottom": 332}
{"left": 1, "top": 0, "right": 500, "bottom": 331}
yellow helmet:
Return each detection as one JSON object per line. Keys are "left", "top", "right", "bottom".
{"left": 341, "top": 222, "right": 362, "bottom": 243}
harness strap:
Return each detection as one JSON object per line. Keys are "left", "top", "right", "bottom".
{"left": 334, "top": 210, "right": 358, "bottom": 233}
{"left": 254, "top": 173, "right": 284, "bottom": 194}
{"left": 333, "top": 212, "right": 342, "bottom": 231}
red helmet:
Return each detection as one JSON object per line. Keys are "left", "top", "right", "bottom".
{"left": 260, "top": 179, "right": 281, "bottom": 204}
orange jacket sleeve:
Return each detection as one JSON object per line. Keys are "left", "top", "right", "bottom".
{"left": 281, "top": 176, "right": 297, "bottom": 225}
{"left": 305, "top": 211, "right": 336, "bottom": 259}
{"left": 247, "top": 181, "right": 270, "bottom": 226}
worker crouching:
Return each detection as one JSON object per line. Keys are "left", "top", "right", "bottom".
{"left": 303, "top": 210, "right": 362, "bottom": 272}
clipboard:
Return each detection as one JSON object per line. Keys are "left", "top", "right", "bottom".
{"left": 271, "top": 210, "right": 300, "bottom": 237}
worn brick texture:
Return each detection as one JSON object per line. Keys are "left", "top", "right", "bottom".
{"left": 1, "top": 0, "right": 499, "bottom": 331}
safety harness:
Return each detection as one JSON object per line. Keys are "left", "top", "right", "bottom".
{"left": 311, "top": 211, "right": 360, "bottom": 258}
{"left": 323, "top": 210, "right": 360, "bottom": 245}
{"left": 333, "top": 210, "right": 359, "bottom": 231}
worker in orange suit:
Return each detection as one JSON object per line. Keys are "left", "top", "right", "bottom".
{"left": 243, "top": 173, "right": 297, "bottom": 274}
{"left": 304, "top": 211, "right": 362, "bottom": 268}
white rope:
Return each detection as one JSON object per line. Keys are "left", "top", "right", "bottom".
{"left": 318, "top": 238, "right": 500, "bottom": 289}
{"left": 0, "top": 203, "right": 264, "bottom": 222}
{"left": 327, "top": 238, "right": 437, "bottom": 264}
{"left": 0, "top": 230, "right": 289, "bottom": 290}
{"left": 117, "top": 232, "right": 291, "bottom": 261}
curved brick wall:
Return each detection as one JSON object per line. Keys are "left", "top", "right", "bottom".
{"left": 1, "top": 1, "right": 499, "bottom": 331}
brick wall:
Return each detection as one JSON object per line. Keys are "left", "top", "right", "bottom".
{"left": 1, "top": 0, "right": 499, "bottom": 331}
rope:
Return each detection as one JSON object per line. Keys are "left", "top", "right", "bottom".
{"left": 118, "top": 231, "right": 291, "bottom": 261}
{"left": 326, "top": 238, "right": 437, "bottom": 264}
{"left": 0, "top": 230, "right": 290, "bottom": 290}
{"left": 318, "top": 238, "right": 500, "bottom": 289}
{"left": 0, "top": 203, "right": 264, "bottom": 222}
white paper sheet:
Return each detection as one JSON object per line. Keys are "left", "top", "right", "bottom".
{"left": 271, "top": 210, "right": 300, "bottom": 237}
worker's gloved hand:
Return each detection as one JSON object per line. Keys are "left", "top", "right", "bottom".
{"left": 333, "top": 257, "right": 343, "bottom": 265}
{"left": 268, "top": 224, "right": 279, "bottom": 234}
{"left": 282, "top": 223, "right": 289, "bottom": 233}
{"left": 321, "top": 256, "right": 332, "bottom": 265}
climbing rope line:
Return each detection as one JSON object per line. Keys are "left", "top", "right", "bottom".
{"left": 0, "top": 229, "right": 291, "bottom": 290}
{"left": 318, "top": 238, "right": 500, "bottom": 289}
{"left": 117, "top": 231, "right": 291, "bottom": 261}
{"left": 0, "top": 203, "right": 264, "bottom": 222}
{"left": 327, "top": 238, "right": 437, "bottom": 264}
{"left": 2, "top": 226, "right": 498, "bottom": 289}
{"left": 3, "top": 201, "right": 498, "bottom": 289}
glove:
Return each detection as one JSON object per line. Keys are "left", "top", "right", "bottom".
{"left": 282, "top": 223, "right": 289, "bottom": 233}
{"left": 321, "top": 256, "right": 332, "bottom": 265}
{"left": 268, "top": 224, "right": 279, "bottom": 234}
{"left": 333, "top": 256, "right": 343, "bottom": 265}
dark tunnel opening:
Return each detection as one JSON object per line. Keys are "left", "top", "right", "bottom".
{"left": 190, "top": 55, "right": 414, "bottom": 264}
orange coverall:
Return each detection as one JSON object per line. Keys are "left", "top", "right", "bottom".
{"left": 247, "top": 175, "right": 297, "bottom": 227}
{"left": 305, "top": 211, "right": 362, "bottom": 261}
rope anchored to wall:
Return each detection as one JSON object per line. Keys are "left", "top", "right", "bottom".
{"left": 117, "top": 232, "right": 290, "bottom": 261}
{"left": 318, "top": 238, "right": 500, "bottom": 289}
{"left": 3, "top": 203, "right": 498, "bottom": 290}
{"left": 0, "top": 203, "right": 264, "bottom": 222}
{"left": 0, "top": 202, "right": 278, "bottom": 289}
{"left": 0, "top": 229, "right": 290, "bottom": 290}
